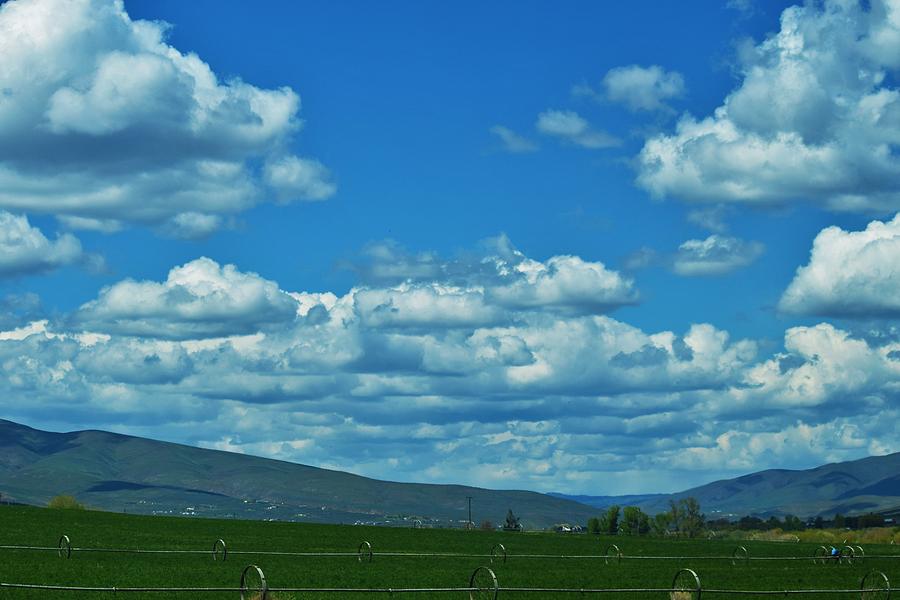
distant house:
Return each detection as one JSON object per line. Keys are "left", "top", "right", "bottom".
{"left": 553, "top": 523, "right": 583, "bottom": 533}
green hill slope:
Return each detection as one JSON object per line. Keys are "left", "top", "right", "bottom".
{"left": 634, "top": 453, "right": 900, "bottom": 518}
{"left": 552, "top": 454, "right": 900, "bottom": 519}
{"left": 0, "top": 419, "right": 595, "bottom": 528}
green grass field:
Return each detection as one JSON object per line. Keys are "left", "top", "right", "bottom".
{"left": 1, "top": 504, "right": 898, "bottom": 598}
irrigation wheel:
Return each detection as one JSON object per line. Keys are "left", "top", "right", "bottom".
{"left": 468, "top": 566, "right": 499, "bottom": 600}
{"left": 731, "top": 545, "right": 748, "bottom": 566}
{"left": 57, "top": 535, "right": 71, "bottom": 559}
{"left": 490, "top": 543, "right": 507, "bottom": 565}
{"left": 813, "top": 545, "right": 828, "bottom": 565}
{"left": 604, "top": 543, "right": 622, "bottom": 565}
{"left": 239, "top": 565, "right": 268, "bottom": 600}
{"left": 861, "top": 570, "right": 890, "bottom": 600}
{"left": 671, "top": 568, "right": 701, "bottom": 600}
{"left": 357, "top": 540, "right": 373, "bottom": 563}
{"left": 212, "top": 538, "right": 227, "bottom": 561}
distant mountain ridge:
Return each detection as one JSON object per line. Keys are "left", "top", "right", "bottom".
{"left": 4, "top": 419, "right": 900, "bottom": 524}
{"left": 0, "top": 419, "right": 596, "bottom": 528}
{"left": 547, "top": 493, "right": 666, "bottom": 509}
{"left": 554, "top": 453, "right": 900, "bottom": 519}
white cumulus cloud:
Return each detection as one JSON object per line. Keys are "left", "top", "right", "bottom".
{"left": 487, "top": 255, "right": 638, "bottom": 312}
{"left": 264, "top": 156, "right": 336, "bottom": 202}
{"left": 3, "top": 239, "right": 899, "bottom": 495}
{"left": 73, "top": 257, "right": 299, "bottom": 339}
{"left": 729, "top": 322, "right": 900, "bottom": 410}
{"left": 780, "top": 214, "right": 900, "bottom": 317}
{"left": 0, "top": 0, "right": 333, "bottom": 232}
{"left": 602, "top": 64, "right": 685, "bottom": 112}
{"left": 638, "top": 0, "right": 900, "bottom": 212}
{"left": 0, "top": 211, "right": 85, "bottom": 276}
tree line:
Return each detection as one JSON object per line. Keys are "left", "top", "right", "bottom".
{"left": 587, "top": 497, "right": 705, "bottom": 537}
{"left": 707, "top": 512, "right": 887, "bottom": 532}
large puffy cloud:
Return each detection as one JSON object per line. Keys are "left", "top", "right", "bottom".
{"left": 73, "top": 257, "right": 300, "bottom": 339}
{"left": 0, "top": 0, "right": 334, "bottom": 232}
{"left": 3, "top": 239, "right": 897, "bottom": 494}
{"left": 487, "top": 255, "right": 639, "bottom": 312}
{"left": 350, "top": 237, "right": 638, "bottom": 314}
{"left": 638, "top": 0, "right": 900, "bottom": 212}
{"left": 726, "top": 322, "right": 900, "bottom": 413}
{"left": 0, "top": 211, "right": 86, "bottom": 276}
{"left": 780, "top": 214, "right": 900, "bottom": 317}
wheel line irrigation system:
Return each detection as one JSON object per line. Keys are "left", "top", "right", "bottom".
{"left": 0, "top": 565, "right": 896, "bottom": 598}
{"left": 1, "top": 536, "right": 899, "bottom": 597}
{"left": 4, "top": 537, "right": 887, "bottom": 565}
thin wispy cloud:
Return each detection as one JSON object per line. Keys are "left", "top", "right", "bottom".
{"left": 672, "top": 235, "right": 765, "bottom": 276}
{"left": 490, "top": 125, "right": 539, "bottom": 153}
{"left": 536, "top": 109, "right": 620, "bottom": 149}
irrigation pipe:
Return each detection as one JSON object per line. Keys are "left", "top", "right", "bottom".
{"left": 4, "top": 583, "right": 898, "bottom": 595}
{"left": 3, "top": 538, "right": 900, "bottom": 563}
{"left": 1, "top": 566, "right": 895, "bottom": 599}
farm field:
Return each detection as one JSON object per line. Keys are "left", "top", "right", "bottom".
{"left": 1, "top": 504, "right": 898, "bottom": 598}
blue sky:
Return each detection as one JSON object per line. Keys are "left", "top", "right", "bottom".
{"left": 0, "top": 0, "right": 898, "bottom": 495}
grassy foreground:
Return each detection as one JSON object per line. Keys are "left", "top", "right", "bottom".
{"left": 1, "top": 504, "right": 899, "bottom": 598}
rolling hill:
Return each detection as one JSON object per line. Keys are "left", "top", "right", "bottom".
{"left": 553, "top": 452, "right": 900, "bottom": 519}
{"left": 0, "top": 419, "right": 596, "bottom": 528}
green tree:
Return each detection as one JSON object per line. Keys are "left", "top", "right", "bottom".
{"left": 503, "top": 509, "right": 521, "bottom": 531}
{"left": 599, "top": 505, "right": 620, "bottom": 534}
{"left": 651, "top": 511, "right": 671, "bottom": 536}
{"left": 621, "top": 506, "right": 651, "bottom": 535}
{"left": 47, "top": 495, "right": 85, "bottom": 510}
{"left": 587, "top": 517, "right": 601, "bottom": 535}
{"left": 679, "top": 497, "right": 705, "bottom": 538}
{"left": 667, "top": 497, "right": 704, "bottom": 537}
{"left": 783, "top": 514, "right": 804, "bottom": 531}
{"left": 668, "top": 499, "right": 683, "bottom": 533}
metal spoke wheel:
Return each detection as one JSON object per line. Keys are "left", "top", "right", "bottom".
{"left": 861, "top": 570, "right": 890, "bottom": 600}
{"left": 57, "top": 535, "right": 71, "bottom": 559}
{"left": 468, "top": 566, "right": 499, "bottom": 600}
{"left": 813, "top": 545, "right": 828, "bottom": 565}
{"left": 671, "top": 568, "right": 701, "bottom": 600}
{"left": 731, "top": 545, "right": 748, "bottom": 566}
{"left": 490, "top": 543, "right": 507, "bottom": 565}
{"left": 212, "top": 538, "right": 227, "bottom": 561}
{"left": 357, "top": 540, "right": 373, "bottom": 563}
{"left": 604, "top": 543, "right": 622, "bottom": 565}
{"left": 239, "top": 564, "right": 268, "bottom": 600}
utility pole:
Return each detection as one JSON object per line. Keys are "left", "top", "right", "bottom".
{"left": 466, "top": 496, "right": 472, "bottom": 530}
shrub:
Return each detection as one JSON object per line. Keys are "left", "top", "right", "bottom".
{"left": 47, "top": 495, "right": 85, "bottom": 510}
